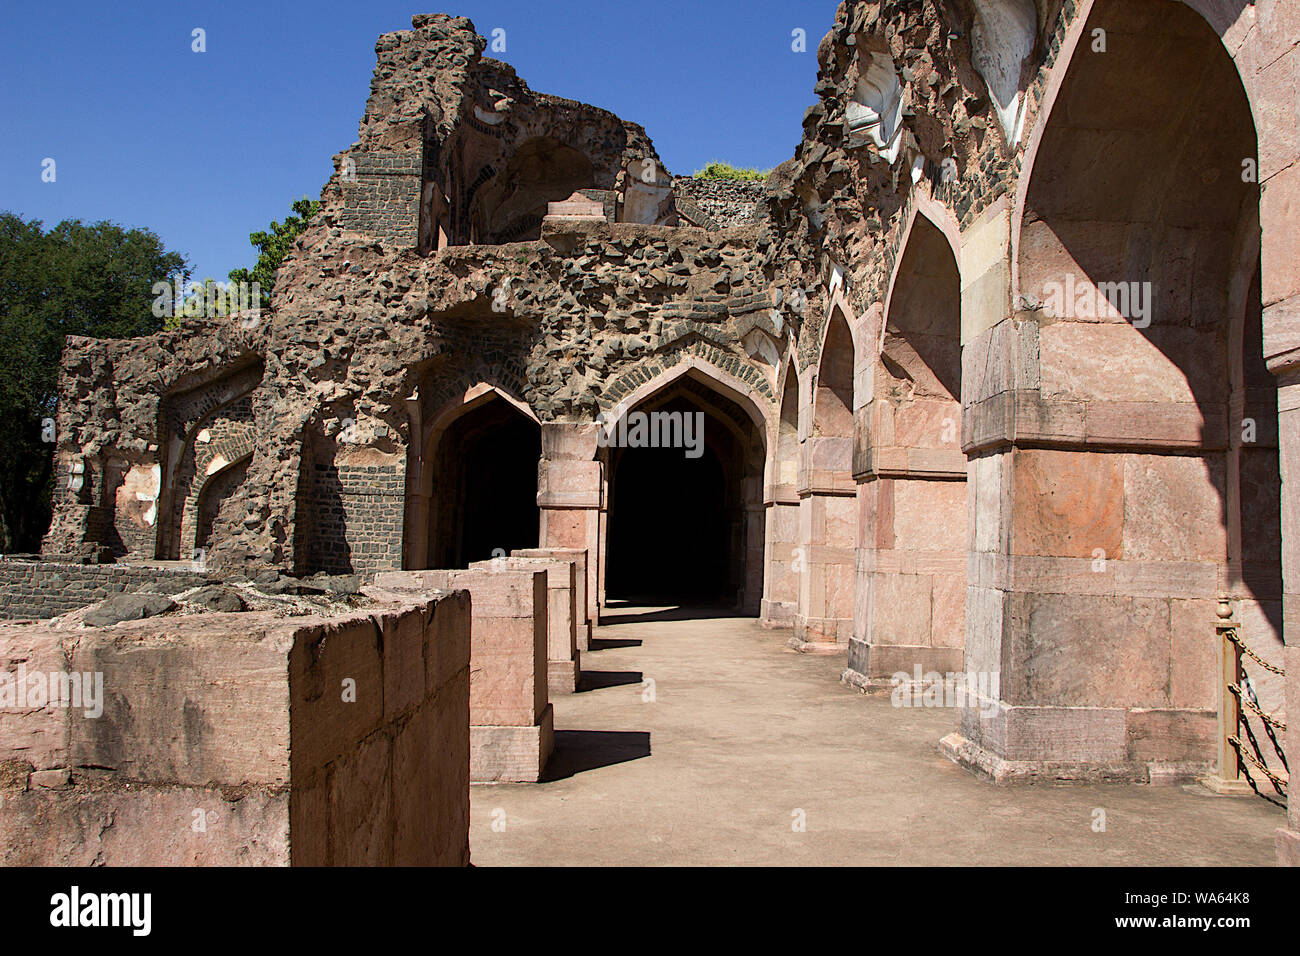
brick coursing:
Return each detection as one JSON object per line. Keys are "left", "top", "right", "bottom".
{"left": 0, "top": 558, "right": 207, "bottom": 620}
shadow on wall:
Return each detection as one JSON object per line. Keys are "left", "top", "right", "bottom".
{"left": 1015, "top": 0, "right": 1282, "bottom": 698}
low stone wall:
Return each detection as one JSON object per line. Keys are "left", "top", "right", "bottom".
{"left": 372, "top": 569, "right": 554, "bottom": 783}
{"left": 471, "top": 555, "right": 579, "bottom": 694}
{"left": 513, "top": 547, "right": 591, "bottom": 649}
{"left": 0, "top": 593, "right": 471, "bottom": 866}
{"left": 0, "top": 557, "right": 209, "bottom": 621}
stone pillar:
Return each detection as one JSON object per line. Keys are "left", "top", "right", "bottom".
{"left": 942, "top": 201, "right": 1244, "bottom": 782}
{"left": 537, "top": 422, "right": 604, "bottom": 625}
{"left": 513, "top": 547, "right": 591, "bottom": 650}
{"left": 1266, "top": 354, "right": 1300, "bottom": 864}
{"left": 845, "top": 394, "right": 967, "bottom": 690}
{"left": 471, "top": 556, "right": 579, "bottom": 694}
{"left": 845, "top": 476, "right": 966, "bottom": 691}
{"left": 761, "top": 488, "right": 800, "bottom": 626}
{"left": 791, "top": 437, "right": 855, "bottom": 652}
{"left": 372, "top": 569, "right": 554, "bottom": 784}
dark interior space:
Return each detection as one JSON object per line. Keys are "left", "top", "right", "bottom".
{"left": 431, "top": 396, "right": 540, "bottom": 567}
{"left": 605, "top": 385, "right": 763, "bottom": 608}
{"left": 607, "top": 434, "right": 728, "bottom": 603}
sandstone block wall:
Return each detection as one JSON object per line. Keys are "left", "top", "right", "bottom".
{"left": 371, "top": 569, "right": 553, "bottom": 783}
{"left": 0, "top": 594, "right": 471, "bottom": 866}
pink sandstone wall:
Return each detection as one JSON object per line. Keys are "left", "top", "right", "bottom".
{"left": 0, "top": 595, "right": 471, "bottom": 866}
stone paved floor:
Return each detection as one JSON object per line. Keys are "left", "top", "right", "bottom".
{"left": 469, "top": 604, "right": 1285, "bottom": 866}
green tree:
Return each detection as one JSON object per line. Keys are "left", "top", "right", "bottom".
{"left": 228, "top": 197, "right": 320, "bottom": 308}
{"left": 0, "top": 213, "right": 189, "bottom": 552}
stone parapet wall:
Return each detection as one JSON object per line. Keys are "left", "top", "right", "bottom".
{"left": 0, "top": 592, "right": 471, "bottom": 866}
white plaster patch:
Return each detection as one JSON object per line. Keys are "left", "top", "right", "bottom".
{"left": 846, "top": 51, "right": 904, "bottom": 164}
{"left": 970, "top": 0, "right": 1036, "bottom": 145}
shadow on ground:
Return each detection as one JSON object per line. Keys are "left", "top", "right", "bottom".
{"left": 599, "top": 603, "right": 743, "bottom": 625}
{"left": 578, "top": 669, "right": 643, "bottom": 692}
{"left": 542, "top": 730, "right": 652, "bottom": 781}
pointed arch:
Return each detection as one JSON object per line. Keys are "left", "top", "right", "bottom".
{"left": 602, "top": 359, "right": 769, "bottom": 613}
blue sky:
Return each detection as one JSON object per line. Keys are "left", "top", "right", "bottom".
{"left": 0, "top": 0, "right": 838, "bottom": 282}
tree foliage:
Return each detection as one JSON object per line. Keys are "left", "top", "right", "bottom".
{"left": 0, "top": 213, "right": 188, "bottom": 552}
{"left": 227, "top": 197, "right": 320, "bottom": 307}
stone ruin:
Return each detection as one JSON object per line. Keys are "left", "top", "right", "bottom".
{"left": 2, "top": 1, "right": 1298, "bottom": 865}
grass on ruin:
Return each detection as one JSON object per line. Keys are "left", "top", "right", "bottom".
{"left": 693, "top": 161, "right": 769, "bottom": 181}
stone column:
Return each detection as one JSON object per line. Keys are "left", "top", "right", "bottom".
{"left": 1232, "top": 3, "right": 1297, "bottom": 860}
{"left": 761, "top": 465, "right": 800, "bottom": 626}
{"left": 1260, "top": 366, "right": 1298, "bottom": 863}
{"left": 942, "top": 201, "right": 1251, "bottom": 782}
{"left": 791, "top": 434, "right": 856, "bottom": 651}
{"left": 845, "top": 400, "right": 967, "bottom": 691}
{"left": 536, "top": 422, "right": 604, "bottom": 624}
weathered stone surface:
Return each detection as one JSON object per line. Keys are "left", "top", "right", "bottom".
{"left": 186, "top": 584, "right": 248, "bottom": 612}
{"left": 18, "top": 1, "right": 1298, "bottom": 824}
{"left": 82, "top": 592, "right": 176, "bottom": 627}
{"left": 371, "top": 569, "right": 552, "bottom": 783}
{"left": 0, "top": 594, "right": 471, "bottom": 866}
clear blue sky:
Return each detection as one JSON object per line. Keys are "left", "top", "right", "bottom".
{"left": 0, "top": 0, "right": 838, "bottom": 282}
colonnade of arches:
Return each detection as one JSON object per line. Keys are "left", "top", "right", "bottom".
{"left": 394, "top": 0, "right": 1288, "bottom": 785}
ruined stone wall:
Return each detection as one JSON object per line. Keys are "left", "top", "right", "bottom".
{"left": 0, "top": 557, "right": 208, "bottom": 621}
{"left": 672, "top": 176, "right": 765, "bottom": 228}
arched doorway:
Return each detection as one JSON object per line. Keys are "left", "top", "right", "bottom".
{"left": 952, "top": 0, "right": 1282, "bottom": 778}
{"left": 849, "top": 212, "right": 965, "bottom": 686}
{"left": 195, "top": 455, "right": 251, "bottom": 554}
{"left": 795, "top": 307, "right": 857, "bottom": 649}
{"left": 423, "top": 391, "right": 542, "bottom": 568}
{"left": 604, "top": 372, "right": 766, "bottom": 612}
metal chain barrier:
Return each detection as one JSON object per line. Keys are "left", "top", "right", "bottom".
{"left": 1223, "top": 626, "right": 1288, "bottom": 808}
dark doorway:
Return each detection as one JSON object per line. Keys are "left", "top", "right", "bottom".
{"left": 430, "top": 396, "right": 540, "bottom": 568}
{"left": 607, "top": 425, "right": 728, "bottom": 602}
{"left": 605, "top": 380, "right": 765, "bottom": 611}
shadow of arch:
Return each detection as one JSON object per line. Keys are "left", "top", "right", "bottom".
{"left": 1014, "top": 0, "right": 1282, "bottom": 727}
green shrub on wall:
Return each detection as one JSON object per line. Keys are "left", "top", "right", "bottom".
{"left": 692, "top": 162, "right": 769, "bottom": 182}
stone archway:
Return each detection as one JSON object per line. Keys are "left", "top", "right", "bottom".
{"left": 949, "top": 0, "right": 1281, "bottom": 781}
{"left": 794, "top": 306, "right": 857, "bottom": 650}
{"left": 602, "top": 367, "right": 768, "bottom": 614}
{"left": 848, "top": 211, "right": 965, "bottom": 689}
{"left": 194, "top": 453, "right": 252, "bottom": 555}
{"left": 411, "top": 387, "right": 542, "bottom": 569}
